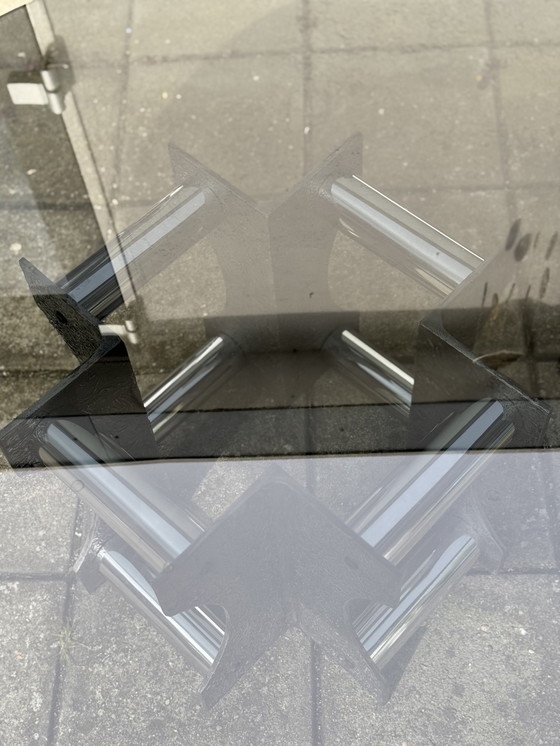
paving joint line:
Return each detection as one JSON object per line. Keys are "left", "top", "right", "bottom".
{"left": 357, "top": 182, "right": 560, "bottom": 194}
{"left": 304, "top": 357, "right": 323, "bottom": 746}
{"left": 0, "top": 199, "right": 95, "bottom": 211}
{"left": 110, "top": 0, "right": 135, "bottom": 209}
{"left": 483, "top": 0, "right": 516, "bottom": 225}
{"left": 131, "top": 48, "right": 301, "bottom": 65}
{"left": 45, "top": 573, "right": 77, "bottom": 746}
{"left": 125, "top": 40, "right": 559, "bottom": 65}
{"left": 106, "top": 0, "right": 143, "bottom": 307}
{"left": 95, "top": 184, "right": 560, "bottom": 211}
{"left": 0, "top": 368, "right": 73, "bottom": 376}
{"left": 300, "top": 0, "right": 313, "bottom": 174}
{"left": 468, "top": 567, "right": 560, "bottom": 576}
{"left": 310, "top": 40, "right": 560, "bottom": 56}
{"left": 77, "top": 42, "right": 560, "bottom": 68}
{"left": 310, "top": 641, "right": 324, "bottom": 746}
{"left": 0, "top": 572, "right": 67, "bottom": 582}
{"left": 45, "top": 499, "right": 85, "bottom": 745}
{"left": 539, "top": 455, "right": 560, "bottom": 570}
{"left": 310, "top": 42, "right": 490, "bottom": 56}
{"left": 377, "top": 183, "right": 503, "bottom": 195}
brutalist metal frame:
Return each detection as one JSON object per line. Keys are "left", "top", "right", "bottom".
{"left": 0, "top": 136, "right": 550, "bottom": 707}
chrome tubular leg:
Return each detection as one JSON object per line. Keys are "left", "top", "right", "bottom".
{"left": 323, "top": 328, "right": 413, "bottom": 413}
{"left": 325, "top": 175, "right": 482, "bottom": 296}
{"left": 97, "top": 546, "right": 222, "bottom": 672}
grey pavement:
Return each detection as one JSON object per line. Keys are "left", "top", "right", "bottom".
{"left": 55, "top": 585, "right": 313, "bottom": 746}
{"left": 1, "top": 1, "right": 559, "bottom": 745}
{"left": 320, "top": 574, "right": 560, "bottom": 746}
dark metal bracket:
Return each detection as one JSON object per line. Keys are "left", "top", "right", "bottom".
{"left": 19, "top": 256, "right": 103, "bottom": 363}
{"left": 154, "top": 471, "right": 401, "bottom": 707}
{"left": 171, "top": 136, "right": 362, "bottom": 351}
{"left": 0, "top": 334, "right": 157, "bottom": 469}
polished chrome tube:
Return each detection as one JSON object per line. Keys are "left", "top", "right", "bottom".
{"left": 58, "top": 184, "right": 221, "bottom": 318}
{"left": 97, "top": 529, "right": 479, "bottom": 675}
{"left": 349, "top": 399, "right": 514, "bottom": 564}
{"left": 42, "top": 399, "right": 511, "bottom": 672}
{"left": 98, "top": 546, "right": 222, "bottom": 672}
{"left": 327, "top": 176, "right": 482, "bottom": 296}
{"left": 40, "top": 420, "right": 204, "bottom": 573}
{"left": 38, "top": 335, "right": 239, "bottom": 568}
{"left": 43, "top": 400, "right": 511, "bottom": 669}
{"left": 145, "top": 335, "right": 241, "bottom": 435}
{"left": 41, "top": 420, "right": 224, "bottom": 670}
{"left": 359, "top": 533, "right": 479, "bottom": 667}
{"left": 98, "top": 527, "right": 479, "bottom": 674}
{"left": 323, "top": 329, "right": 413, "bottom": 413}
{"left": 40, "top": 393, "right": 512, "bottom": 674}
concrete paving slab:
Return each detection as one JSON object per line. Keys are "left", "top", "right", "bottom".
{"left": 0, "top": 464, "right": 77, "bottom": 574}
{"left": 310, "top": 48, "right": 503, "bottom": 191}
{"left": 513, "top": 187, "right": 560, "bottom": 243}
{"left": 548, "top": 448, "right": 560, "bottom": 563}
{"left": 190, "top": 456, "right": 308, "bottom": 520}
{"left": 310, "top": 367, "right": 390, "bottom": 408}
{"left": 327, "top": 188, "right": 510, "bottom": 333}
{"left": 394, "top": 188, "right": 511, "bottom": 260}
{"left": 47, "top": 0, "right": 132, "bottom": 65}
{"left": 497, "top": 47, "right": 560, "bottom": 186}
{"left": 512, "top": 187, "right": 560, "bottom": 359}
{"left": 0, "top": 75, "right": 91, "bottom": 206}
{"left": 309, "top": 0, "right": 488, "bottom": 51}
{"left": 130, "top": 0, "right": 301, "bottom": 60}
{"left": 309, "top": 404, "right": 408, "bottom": 456}
{"left": 112, "top": 205, "right": 227, "bottom": 322}
{"left": 319, "top": 574, "right": 560, "bottom": 745}
{"left": 69, "top": 67, "right": 126, "bottom": 201}
{"left": 0, "top": 370, "right": 64, "bottom": 430}
{"left": 0, "top": 296, "right": 76, "bottom": 371}
{"left": 55, "top": 582, "right": 313, "bottom": 745}
{"left": 359, "top": 309, "right": 425, "bottom": 362}
{"left": 112, "top": 203, "right": 152, "bottom": 232}
{"left": 543, "top": 403, "right": 560, "bottom": 452}
{"left": 328, "top": 232, "right": 436, "bottom": 321}
{"left": 0, "top": 6, "right": 41, "bottom": 68}
{"left": 0, "top": 207, "right": 99, "bottom": 296}
{"left": 537, "top": 364, "right": 560, "bottom": 448}
{"left": 489, "top": 0, "right": 560, "bottom": 46}
{"left": 476, "top": 451, "right": 556, "bottom": 571}
{"left": 0, "top": 204, "right": 99, "bottom": 372}
{"left": 311, "top": 449, "right": 555, "bottom": 572}
{"left": 119, "top": 55, "right": 304, "bottom": 202}
{"left": 0, "top": 580, "right": 66, "bottom": 745}
{"left": 310, "top": 452, "right": 408, "bottom": 522}
{"left": 0, "top": 98, "right": 34, "bottom": 202}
